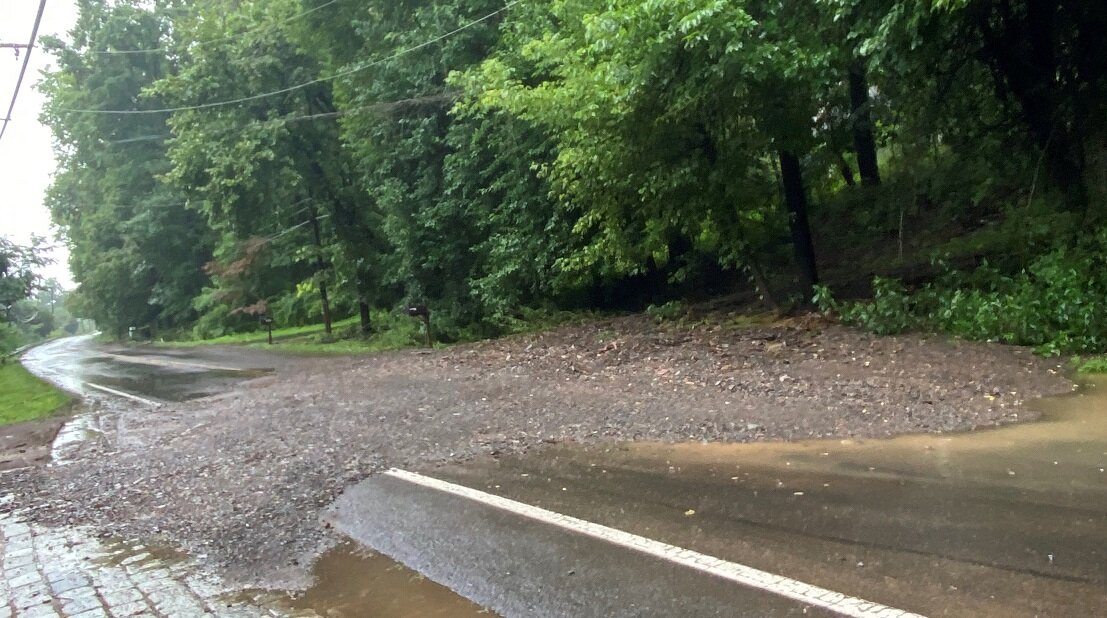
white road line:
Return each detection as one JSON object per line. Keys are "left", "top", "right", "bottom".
{"left": 385, "top": 468, "right": 926, "bottom": 618}
{"left": 84, "top": 382, "right": 162, "bottom": 407}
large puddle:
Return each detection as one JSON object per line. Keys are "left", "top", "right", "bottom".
{"left": 241, "top": 542, "right": 492, "bottom": 617}
{"left": 96, "top": 537, "right": 492, "bottom": 616}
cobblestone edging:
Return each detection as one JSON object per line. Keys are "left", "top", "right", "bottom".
{"left": 0, "top": 507, "right": 308, "bottom": 618}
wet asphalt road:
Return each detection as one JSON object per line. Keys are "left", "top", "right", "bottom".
{"left": 328, "top": 473, "right": 836, "bottom": 618}
{"left": 325, "top": 378, "right": 1107, "bottom": 617}
{"left": 21, "top": 335, "right": 280, "bottom": 403}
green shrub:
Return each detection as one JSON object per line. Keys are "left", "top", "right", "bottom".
{"left": 645, "top": 300, "right": 687, "bottom": 323}
{"left": 842, "top": 278, "right": 918, "bottom": 335}
{"left": 0, "top": 323, "right": 30, "bottom": 355}
{"left": 819, "top": 229, "right": 1107, "bottom": 355}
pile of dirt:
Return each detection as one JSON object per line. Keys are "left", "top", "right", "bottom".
{"left": 0, "top": 416, "right": 67, "bottom": 471}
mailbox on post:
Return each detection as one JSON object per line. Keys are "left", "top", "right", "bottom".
{"left": 259, "top": 315, "right": 275, "bottom": 345}
{"left": 406, "top": 304, "right": 432, "bottom": 348}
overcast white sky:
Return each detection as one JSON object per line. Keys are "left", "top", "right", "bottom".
{"left": 0, "top": 0, "right": 78, "bottom": 287}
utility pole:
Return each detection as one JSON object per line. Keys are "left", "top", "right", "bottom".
{"left": 306, "top": 203, "right": 333, "bottom": 336}
{"left": 0, "top": 0, "right": 49, "bottom": 144}
{"left": 0, "top": 43, "right": 30, "bottom": 54}
{"left": 0, "top": 42, "right": 32, "bottom": 127}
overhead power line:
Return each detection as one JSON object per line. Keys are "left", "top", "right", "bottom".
{"left": 57, "top": 1, "right": 519, "bottom": 116}
{"left": 0, "top": 0, "right": 49, "bottom": 144}
{"left": 103, "top": 92, "right": 458, "bottom": 145}
{"left": 88, "top": 0, "right": 343, "bottom": 55}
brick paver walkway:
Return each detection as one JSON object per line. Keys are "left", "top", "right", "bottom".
{"left": 0, "top": 508, "right": 309, "bottom": 618}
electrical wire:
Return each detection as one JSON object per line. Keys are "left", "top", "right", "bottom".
{"left": 262, "top": 213, "right": 330, "bottom": 243}
{"left": 0, "top": 0, "right": 48, "bottom": 143}
{"left": 87, "top": 0, "right": 343, "bottom": 55}
{"left": 56, "top": 1, "right": 519, "bottom": 115}
{"left": 55, "top": 198, "right": 317, "bottom": 231}
{"left": 102, "top": 93, "right": 457, "bottom": 145}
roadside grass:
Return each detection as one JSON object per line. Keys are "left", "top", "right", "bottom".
{"left": 160, "top": 316, "right": 363, "bottom": 347}
{"left": 0, "top": 362, "right": 72, "bottom": 425}
{"left": 159, "top": 307, "right": 608, "bottom": 355}
{"left": 157, "top": 311, "right": 435, "bottom": 355}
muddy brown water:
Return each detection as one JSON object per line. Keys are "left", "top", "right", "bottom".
{"left": 287, "top": 542, "right": 492, "bottom": 617}
{"left": 24, "top": 335, "right": 1107, "bottom": 615}
{"left": 633, "top": 375, "right": 1106, "bottom": 497}
{"left": 92, "top": 537, "right": 489, "bottom": 617}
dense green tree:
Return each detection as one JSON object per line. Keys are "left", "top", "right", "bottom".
{"left": 462, "top": 0, "right": 832, "bottom": 300}
{"left": 306, "top": 0, "right": 568, "bottom": 333}
{"left": 40, "top": 1, "right": 212, "bottom": 337}
{"left": 0, "top": 236, "right": 50, "bottom": 323}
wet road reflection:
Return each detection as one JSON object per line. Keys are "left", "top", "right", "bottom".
{"left": 21, "top": 336, "right": 270, "bottom": 403}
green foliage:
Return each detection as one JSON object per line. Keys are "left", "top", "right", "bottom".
{"left": 460, "top": 0, "right": 823, "bottom": 285}
{"left": 0, "top": 237, "right": 50, "bottom": 317}
{"left": 816, "top": 277, "right": 917, "bottom": 336}
{"left": 821, "top": 230, "right": 1107, "bottom": 354}
{"left": 0, "top": 324, "right": 30, "bottom": 356}
{"left": 925, "top": 246, "right": 1107, "bottom": 355}
{"left": 40, "top": 2, "right": 212, "bottom": 337}
{"left": 0, "top": 275, "right": 74, "bottom": 353}
{"left": 646, "top": 300, "right": 688, "bottom": 324}
{"left": 171, "top": 312, "right": 425, "bottom": 354}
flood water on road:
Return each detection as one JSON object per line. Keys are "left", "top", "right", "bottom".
{"left": 21, "top": 337, "right": 492, "bottom": 617}
{"left": 620, "top": 376, "right": 1107, "bottom": 591}
{"left": 21, "top": 336, "right": 1106, "bottom": 615}
{"left": 649, "top": 375, "right": 1105, "bottom": 498}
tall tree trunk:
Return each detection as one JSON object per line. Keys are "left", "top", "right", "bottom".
{"left": 836, "top": 153, "right": 856, "bottom": 187}
{"left": 319, "top": 281, "right": 332, "bottom": 336}
{"left": 743, "top": 252, "right": 781, "bottom": 314}
{"left": 358, "top": 300, "right": 371, "bottom": 334}
{"left": 778, "top": 150, "right": 819, "bottom": 297}
{"left": 849, "top": 62, "right": 881, "bottom": 186}
{"left": 307, "top": 205, "right": 333, "bottom": 335}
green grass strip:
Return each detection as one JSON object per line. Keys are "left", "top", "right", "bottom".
{"left": 0, "top": 362, "right": 72, "bottom": 426}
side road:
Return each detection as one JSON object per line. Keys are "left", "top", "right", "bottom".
{"left": 1, "top": 315, "right": 1073, "bottom": 591}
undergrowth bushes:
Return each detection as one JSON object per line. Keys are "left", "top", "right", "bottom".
{"left": 816, "top": 229, "right": 1107, "bottom": 355}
